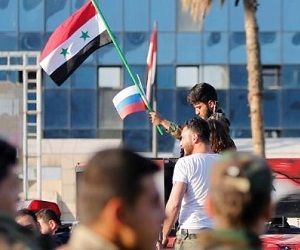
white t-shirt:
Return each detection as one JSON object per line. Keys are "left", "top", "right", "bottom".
{"left": 173, "top": 153, "right": 219, "bottom": 229}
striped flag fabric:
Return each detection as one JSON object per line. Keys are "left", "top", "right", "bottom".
{"left": 112, "top": 85, "right": 147, "bottom": 120}
{"left": 146, "top": 22, "right": 157, "bottom": 102}
{"left": 40, "top": 1, "right": 112, "bottom": 85}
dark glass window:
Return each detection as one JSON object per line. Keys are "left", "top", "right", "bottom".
{"left": 158, "top": 33, "right": 175, "bottom": 64}
{"left": 98, "top": 33, "right": 123, "bottom": 65}
{"left": 46, "top": 0, "right": 70, "bottom": 32}
{"left": 262, "top": 66, "right": 280, "bottom": 89}
{"left": 124, "top": 113, "right": 149, "bottom": 129}
{"left": 283, "top": 33, "right": 300, "bottom": 64}
{"left": 0, "top": 0, "right": 17, "bottom": 31}
{"left": 44, "top": 129, "right": 70, "bottom": 138}
{"left": 157, "top": 90, "right": 175, "bottom": 123}
{"left": 124, "top": 65, "right": 146, "bottom": 88}
{"left": 176, "top": 89, "right": 194, "bottom": 125}
{"left": 283, "top": 1, "right": 300, "bottom": 32}
{"left": 203, "top": 32, "right": 228, "bottom": 63}
{"left": 216, "top": 90, "right": 228, "bottom": 115}
{"left": 281, "top": 65, "right": 300, "bottom": 88}
{"left": 229, "top": 3, "right": 244, "bottom": 31}
{"left": 123, "top": 129, "right": 151, "bottom": 152}
{"left": 176, "top": 33, "right": 202, "bottom": 64}
{"left": 44, "top": 73, "right": 71, "bottom": 89}
{"left": 263, "top": 90, "right": 280, "bottom": 128}
{"left": 230, "top": 65, "right": 247, "bottom": 88}
{"left": 97, "top": 0, "right": 123, "bottom": 32}
{"left": 124, "top": 33, "right": 149, "bottom": 64}
{"left": 204, "top": 1, "right": 228, "bottom": 31}
{"left": 229, "top": 89, "right": 250, "bottom": 128}
{"left": 157, "top": 66, "right": 175, "bottom": 89}
{"left": 282, "top": 90, "right": 300, "bottom": 128}
{"left": 19, "top": 33, "right": 43, "bottom": 51}
{"left": 229, "top": 32, "right": 246, "bottom": 63}
{"left": 260, "top": 32, "right": 280, "bottom": 64}
{"left": 0, "top": 33, "right": 18, "bottom": 51}
{"left": 71, "top": 90, "right": 97, "bottom": 129}
{"left": 124, "top": 0, "right": 149, "bottom": 32}
{"left": 44, "top": 89, "right": 70, "bottom": 129}
{"left": 282, "top": 130, "right": 300, "bottom": 137}
{"left": 158, "top": 135, "right": 175, "bottom": 152}
{"left": 70, "top": 129, "right": 97, "bottom": 138}
{"left": 71, "top": 66, "right": 97, "bottom": 89}
{"left": 19, "top": 0, "right": 44, "bottom": 32}
{"left": 257, "top": 0, "right": 280, "bottom": 31}
{"left": 151, "top": 0, "right": 175, "bottom": 32}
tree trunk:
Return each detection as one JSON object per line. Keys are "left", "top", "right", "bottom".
{"left": 243, "top": 0, "right": 265, "bottom": 156}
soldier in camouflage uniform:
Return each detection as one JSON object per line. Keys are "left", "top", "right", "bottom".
{"left": 195, "top": 152, "right": 273, "bottom": 250}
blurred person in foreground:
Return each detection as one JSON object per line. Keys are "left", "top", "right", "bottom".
{"left": 16, "top": 209, "right": 40, "bottom": 231}
{"left": 66, "top": 148, "right": 164, "bottom": 250}
{"left": 0, "top": 138, "right": 43, "bottom": 250}
{"left": 159, "top": 117, "right": 220, "bottom": 249}
{"left": 197, "top": 152, "right": 273, "bottom": 250}
{"left": 36, "top": 208, "right": 70, "bottom": 247}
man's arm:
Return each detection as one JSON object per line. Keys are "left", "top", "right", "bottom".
{"left": 149, "top": 112, "right": 182, "bottom": 140}
{"left": 161, "top": 181, "right": 187, "bottom": 245}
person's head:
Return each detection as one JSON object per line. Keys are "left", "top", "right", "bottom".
{"left": 187, "top": 82, "right": 218, "bottom": 119}
{"left": 180, "top": 117, "right": 210, "bottom": 156}
{"left": 0, "top": 139, "right": 18, "bottom": 215}
{"left": 16, "top": 209, "right": 39, "bottom": 231}
{"left": 207, "top": 152, "right": 273, "bottom": 234}
{"left": 207, "top": 118, "right": 236, "bottom": 154}
{"left": 36, "top": 209, "right": 61, "bottom": 235}
{"left": 79, "top": 148, "right": 164, "bottom": 250}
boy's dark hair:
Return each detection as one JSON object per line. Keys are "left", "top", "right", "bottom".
{"left": 79, "top": 148, "right": 160, "bottom": 224}
{"left": 184, "top": 117, "right": 210, "bottom": 143}
{"left": 0, "top": 139, "right": 17, "bottom": 183}
{"left": 36, "top": 209, "right": 61, "bottom": 226}
{"left": 16, "top": 209, "right": 37, "bottom": 222}
{"left": 187, "top": 82, "right": 218, "bottom": 105}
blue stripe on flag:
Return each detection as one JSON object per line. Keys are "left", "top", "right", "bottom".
{"left": 115, "top": 93, "right": 143, "bottom": 112}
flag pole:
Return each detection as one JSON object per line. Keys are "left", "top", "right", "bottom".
{"left": 151, "top": 21, "right": 158, "bottom": 158}
{"left": 91, "top": 0, "right": 163, "bottom": 135}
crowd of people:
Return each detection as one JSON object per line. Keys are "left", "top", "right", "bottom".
{"left": 0, "top": 82, "right": 274, "bottom": 250}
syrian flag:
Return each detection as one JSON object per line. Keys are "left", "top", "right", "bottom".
{"left": 146, "top": 22, "right": 157, "bottom": 102}
{"left": 112, "top": 86, "right": 147, "bottom": 120}
{"left": 40, "top": 1, "right": 112, "bottom": 86}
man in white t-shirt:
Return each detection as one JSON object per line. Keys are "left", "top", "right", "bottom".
{"left": 159, "top": 117, "right": 219, "bottom": 249}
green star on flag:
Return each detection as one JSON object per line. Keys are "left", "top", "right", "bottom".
{"left": 60, "top": 47, "right": 69, "bottom": 58}
{"left": 80, "top": 31, "right": 90, "bottom": 41}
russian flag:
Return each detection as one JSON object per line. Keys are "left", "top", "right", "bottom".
{"left": 113, "top": 86, "right": 147, "bottom": 119}
{"left": 40, "top": 1, "right": 112, "bottom": 86}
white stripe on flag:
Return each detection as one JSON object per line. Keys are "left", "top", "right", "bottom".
{"left": 40, "top": 14, "right": 106, "bottom": 75}
{"left": 112, "top": 85, "right": 140, "bottom": 107}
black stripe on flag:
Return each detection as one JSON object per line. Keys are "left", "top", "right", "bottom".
{"left": 50, "top": 30, "right": 112, "bottom": 85}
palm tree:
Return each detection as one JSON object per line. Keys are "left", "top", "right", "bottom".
{"left": 182, "top": 0, "right": 265, "bottom": 157}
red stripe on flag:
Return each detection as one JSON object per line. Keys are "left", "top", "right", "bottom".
{"left": 119, "top": 101, "right": 146, "bottom": 119}
{"left": 40, "top": 2, "right": 97, "bottom": 61}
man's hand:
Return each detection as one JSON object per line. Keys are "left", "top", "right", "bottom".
{"left": 149, "top": 111, "right": 164, "bottom": 126}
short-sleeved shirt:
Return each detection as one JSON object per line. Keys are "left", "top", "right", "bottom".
{"left": 173, "top": 153, "right": 220, "bottom": 229}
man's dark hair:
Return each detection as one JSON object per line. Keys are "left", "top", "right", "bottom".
{"left": 0, "top": 139, "right": 17, "bottom": 183}
{"left": 36, "top": 209, "right": 61, "bottom": 226}
{"left": 16, "top": 209, "right": 37, "bottom": 222}
{"left": 187, "top": 82, "right": 218, "bottom": 105}
{"left": 184, "top": 117, "right": 210, "bottom": 143}
{"left": 79, "top": 148, "right": 160, "bottom": 224}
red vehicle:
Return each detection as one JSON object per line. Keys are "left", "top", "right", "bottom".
{"left": 262, "top": 159, "right": 300, "bottom": 250}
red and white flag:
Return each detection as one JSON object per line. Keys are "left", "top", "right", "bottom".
{"left": 146, "top": 22, "right": 157, "bottom": 102}
{"left": 40, "top": 1, "right": 112, "bottom": 86}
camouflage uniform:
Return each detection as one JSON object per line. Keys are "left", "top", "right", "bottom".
{"left": 196, "top": 229, "right": 262, "bottom": 250}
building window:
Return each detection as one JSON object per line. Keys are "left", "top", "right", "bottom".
{"left": 176, "top": 66, "right": 199, "bottom": 87}
{"left": 176, "top": 65, "right": 229, "bottom": 89}
{"left": 98, "top": 67, "right": 122, "bottom": 88}
{"left": 262, "top": 66, "right": 280, "bottom": 89}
